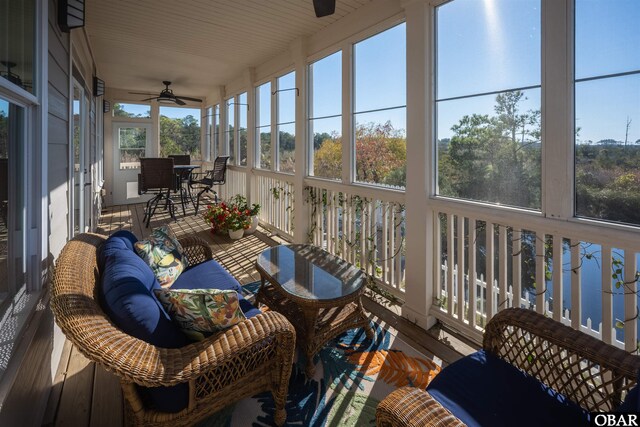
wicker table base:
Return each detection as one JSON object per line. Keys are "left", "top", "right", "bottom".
{"left": 257, "top": 278, "right": 373, "bottom": 376}
{"left": 255, "top": 244, "right": 374, "bottom": 377}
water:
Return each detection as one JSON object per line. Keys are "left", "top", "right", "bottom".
{"left": 538, "top": 244, "right": 639, "bottom": 343}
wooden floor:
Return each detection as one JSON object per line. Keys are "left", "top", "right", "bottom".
{"left": 42, "top": 198, "right": 472, "bottom": 427}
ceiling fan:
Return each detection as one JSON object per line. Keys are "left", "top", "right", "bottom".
{"left": 129, "top": 81, "right": 202, "bottom": 106}
{"left": 313, "top": 0, "right": 336, "bottom": 17}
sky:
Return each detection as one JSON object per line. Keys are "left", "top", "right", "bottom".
{"left": 436, "top": 0, "right": 640, "bottom": 144}
{"left": 4, "top": 1, "right": 637, "bottom": 147}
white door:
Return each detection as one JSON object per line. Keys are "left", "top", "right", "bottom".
{"left": 112, "top": 122, "right": 153, "bottom": 205}
{"left": 72, "top": 81, "right": 89, "bottom": 235}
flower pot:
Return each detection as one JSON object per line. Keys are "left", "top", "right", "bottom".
{"left": 228, "top": 228, "right": 244, "bottom": 240}
{"left": 245, "top": 215, "right": 259, "bottom": 234}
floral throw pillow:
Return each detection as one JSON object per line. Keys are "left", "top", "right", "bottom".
{"left": 134, "top": 225, "right": 189, "bottom": 287}
{"left": 154, "top": 288, "right": 246, "bottom": 337}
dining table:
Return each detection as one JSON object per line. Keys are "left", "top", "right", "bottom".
{"left": 173, "top": 164, "right": 200, "bottom": 215}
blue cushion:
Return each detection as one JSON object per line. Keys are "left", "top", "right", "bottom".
{"left": 426, "top": 350, "right": 590, "bottom": 427}
{"left": 99, "top": 234, "right": 189, "bottom": 413}
{"left": 617, "top": 383, "right": 640, "bottom": 412}
{"left": 172, "top": 260, "right": 261, "bottom": 318}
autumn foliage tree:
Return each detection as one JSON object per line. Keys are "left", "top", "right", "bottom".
{"left": 313, "top": 122, "right": 406, "bottom": 187}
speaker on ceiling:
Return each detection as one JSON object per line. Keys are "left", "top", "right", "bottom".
{"left": 58, "top": 0, "right": 85, "bottom": 32}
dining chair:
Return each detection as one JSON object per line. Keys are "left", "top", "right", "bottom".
{"left": 138, "top": 157, "right": 177, "bottom": 227}
{"left": 190, "top": 156, "right": 229, "bottom": 214}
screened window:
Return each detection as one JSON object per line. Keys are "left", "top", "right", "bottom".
{"left": 256, "top": 82, "right": 272, "bottom": 169}
{"left": 435, "top": 0, "right": 541, "bottom": 209}
{"left": 309, "top": 51, "right": 342, "bottom": 180}
{"left": 117, "top": 127, "right": 146, "bottom": 170}
{"left": 159, "top": 106, "right": 201, "bottom": 158}
{"left": 207, "top": 104, "right": 220, "bottom": 161}
{"left": 354, "top": 23, "right": 406, "bottom": 188}
{"left": 277, "top": 72, "right": 296, "bottom": 173}
{"left": 113, "top": 103, "right": 151, "bottom": 118}
{"left": 0, "top": 97, "right": 26, "bottom": 310}
{"left": 239, "top": 92, "right": 248, "bottom": 166}
{"left": 226, "top": 98, "right": 235, "bottom": 163}
{"left": 0, "top": 0, "right": 35, "bottom": 94}
{"left": 575, "top": 0, "right": 640, "bottom": 225}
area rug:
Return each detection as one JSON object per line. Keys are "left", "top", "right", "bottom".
{"left": 197, "top": 282, "right": 442, "bottom": 427}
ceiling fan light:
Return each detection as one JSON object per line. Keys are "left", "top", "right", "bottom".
{"left": 157, "top": 97, "right": 175, "bottom": 104}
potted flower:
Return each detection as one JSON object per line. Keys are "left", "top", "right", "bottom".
{"left": 225, "top": 206, "right": 250, "bottom": 239}
{"left": 203, "top": 203, "right": 230, "bottom": 234}
{"left": 229, "top": 195, "right": 261, "bottom": 234}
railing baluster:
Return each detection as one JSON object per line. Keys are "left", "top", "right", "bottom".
{"left": 513, "top": 229, "right": 522, "bottom": 309}
{"left": 624, "top": 249, "right": 638, "bottom": 352}
{"left": 395, "top": 205, "right": 403, "bottom": 289}
{"left": 499, "top": 225, "right": 507, "bottom": 311}
{"left": 552, "top": 235, "right": 563, "bottom": 322}
{"left": 535, "top": 233, "right": 545, "bottom": 315}
{"left": 486, "top": 222, "right": 495, "bottom": 320}
{"left": 447, "top": 213, "right": 455, "bottom": 316}
{"left": 468, "top": 217, "right": 477, "bottom": 328}
{"left": 457, "top": 215, "right": 465, "bottom": 321}
{"left": 571, "top": 239, "right": 583, "bottom": 331}
{"left": 435, "top": 213, "right": 443, "bottom": 309}
{"left": 382, "top": 202, "right": 389, "bottom": 284}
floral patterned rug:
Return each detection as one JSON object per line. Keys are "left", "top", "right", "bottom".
{"left": 198, "top": 282, "right": 442, "bottom": 427}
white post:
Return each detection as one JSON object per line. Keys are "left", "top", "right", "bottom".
{"left": 402, "top": 0, "right": 434, "bottom": 330}
{"left": 341, "top": 41, "right": 353, "bottom": 185}
{"left": 542, "top": 0, "right": 573, "bottom": 219}
{"left": 245, "top": 68, "right": 256, "bottom": 204}
{"left": 218, "top": 86, "right": 227, "bottom": 156}
{"left": 292, "top": 38, "right": 310, "bottom": 243}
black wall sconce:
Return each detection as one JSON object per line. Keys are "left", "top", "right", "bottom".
{"left": 58, "top": 0, "right": 85, "bottom": 33}
{"left": 103, "top": 100, "right": 111, "bottom": 114}
{"left": 93, "top": 76, "right": 105, "bottom": 97}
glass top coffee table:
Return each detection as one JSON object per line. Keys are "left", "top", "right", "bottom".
{"left": 255, "top": 244, "right": 374, "bottom": 376}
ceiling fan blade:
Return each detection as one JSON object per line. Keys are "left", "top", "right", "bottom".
{"left": 313, "top": 0, "right": 335, "bottom": 17}
{"left": 140, "top": 97, "right": 157, "bottom": 101}
{"left": 175, "top": 95, "right": 203, "bottom": 102}
{"left": 129, "top": 91, "right": 156, "bottom": 95}
{"left": 175, "top": 98, "right": 186, "bottom": 106}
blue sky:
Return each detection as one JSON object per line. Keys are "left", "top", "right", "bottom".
{"left": 436, "top": 0, "right": 639, "bottom": 144}
{"left": 5, "top": 1, "right": 637, "bottom": 147}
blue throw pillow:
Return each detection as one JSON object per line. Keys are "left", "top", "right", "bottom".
{"left": 99, "top": 233, "right": 189, "bottom": 413}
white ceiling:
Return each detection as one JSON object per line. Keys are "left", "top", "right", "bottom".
{"left": 86, "top": 0, "right": 372, "bottom": 99}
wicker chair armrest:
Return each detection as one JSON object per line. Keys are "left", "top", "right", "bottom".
{"left": 178, "top": 235, "right": 213, "bottom": 265}
{"left": 376, "top": 387, "right": 466, "bottom": 427}
{"left": 69, "top": 310, "right": 295, "bottom": 388}
{"left": 483, "top": 308, "right": 640, "bottom": 410}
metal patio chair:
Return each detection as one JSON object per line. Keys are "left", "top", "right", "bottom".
{"left": 190, "top": 155, "right": 229, "bottom": 214}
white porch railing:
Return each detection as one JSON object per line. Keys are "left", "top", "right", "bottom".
{"left": 431, "top": 199, "right": 640, "bottom": 350}
{"left": 253, "top": 171, "right": 295, "bottom": 239}
{"left": 216, "top": 166, "right": 247, "bottom": 201}
{"left": 439, "top": 263, "right": 624, "bottom": 348}
{"left": 304, "top": 180, "right": 406, "bottom": 297}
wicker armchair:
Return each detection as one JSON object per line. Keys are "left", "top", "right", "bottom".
{"left": 51, "top": 233, "right": 296, "bottom": 427}
{"left": 376, "top": 308, "right": 640, "bottom": 427}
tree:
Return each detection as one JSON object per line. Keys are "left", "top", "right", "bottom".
{"left": 313, "top": 134, "right": 342, "bottom": 179}
{"left": 438, "top": 90, "right": 541, "bottom": 208}
{"left": 159, "top": 114, "right": 201, "bottom": 158}
{"left": 355, "top": 121, "right": 406, "bottom": 186}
